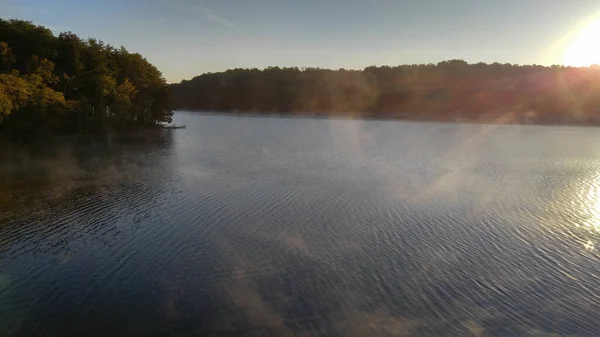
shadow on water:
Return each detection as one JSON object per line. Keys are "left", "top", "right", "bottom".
{"left": 0, "top": 130, "right": 174, "bottom": 206}
{"left": 0, "top": 130, "right": 180, "bottom": 336}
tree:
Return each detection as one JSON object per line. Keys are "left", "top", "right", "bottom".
{"left": 0, "top": 41, "right": 15, "bottom": 73}
{"left": 0, "top": 85, "right": 14, "bottom": 119}
{"left": 112, "top": 78, "right": 137, "bottom": 124}
{"left": 0, "top": 19, "right": 173, "bottom": 138}
{"left": 170, "top": 60, "right": 600, "bottom": 125}
{"left": 25, "top": 55, "right": 58, "bottom": 84}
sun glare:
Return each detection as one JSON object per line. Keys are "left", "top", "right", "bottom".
{"left": 563, "top": 19, "right": 600, "bottom": 67}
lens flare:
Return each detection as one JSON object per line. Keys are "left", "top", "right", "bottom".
{"left": 563, "top": 19, "right": 600, "bottom": 67}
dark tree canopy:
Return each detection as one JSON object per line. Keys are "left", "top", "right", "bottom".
{"left": 0, "top": 19, "right": 173, "bottom": 138}
{"left": 171, "top": 61, "right": 600, "bottom": 125}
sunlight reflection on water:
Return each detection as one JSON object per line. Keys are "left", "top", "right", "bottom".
{"left": 576, "top": 171, "right": 600, "bottom": 250}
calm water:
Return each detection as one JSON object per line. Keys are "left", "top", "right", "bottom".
{"left": 2, "top": 112, "right": 600, "bottom": 336}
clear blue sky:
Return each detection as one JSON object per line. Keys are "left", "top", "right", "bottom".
{"left": 2, "top": 0, "right": 600, "bottom": 83}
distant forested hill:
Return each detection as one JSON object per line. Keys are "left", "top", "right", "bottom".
{"left": 170, "top": 61, "right": 600, "bottom": 125}
{"left": 0, "top": 19, "right": 172, "bottom": 138}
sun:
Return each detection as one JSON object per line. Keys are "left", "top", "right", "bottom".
{"left": 563, "top": 19, "right": 600, "bottom": 67}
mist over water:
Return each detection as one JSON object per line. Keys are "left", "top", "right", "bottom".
{"left": 2, "top": 112, "right": 600, "bottom": 336}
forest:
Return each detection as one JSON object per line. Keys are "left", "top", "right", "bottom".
{"left": 171, "top": 61, "right": 600, "bottom": 125}
{"left": 0, "top": 19, "right": 172, "bottom": 138}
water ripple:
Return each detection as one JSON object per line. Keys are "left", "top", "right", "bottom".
{"left": 2, "top": 114, "right": 600, "bottom": 335}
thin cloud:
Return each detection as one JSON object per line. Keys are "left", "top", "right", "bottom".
{"left": 41, "top": 24, "right": 66, "bottom": 33}
{"left": 185, "top": 22, "right": 203, "bottom": 30}
{"left": 7, "top": 5, "right": 50, "bottom": 14}
{"left": 167, "top": 0, "right": 237, "bottom": 30}
{"left": 194, "top": 4, "right": 237, "bottom": 30}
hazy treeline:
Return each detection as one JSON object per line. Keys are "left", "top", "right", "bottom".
{"left": 0, "top": 19, "right": 172, "bottom": 138}
{"left": 171, "top": 60, "right": 600, "bottom": 125}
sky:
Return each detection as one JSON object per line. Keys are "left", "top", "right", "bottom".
{"left": 2, "top": 0, "right": 600, "bottom": 83}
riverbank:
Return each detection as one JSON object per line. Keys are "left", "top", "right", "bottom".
{"left": 175, "top": 109, "right": 600, "bottom": 128}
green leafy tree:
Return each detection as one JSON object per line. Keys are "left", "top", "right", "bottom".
{"left": 0, "top": 41, "right": 15, "bottom": 73}
{"left": 25, "top": 55, "right": 58, "bottom": 84}
{"left": 0, "top": 19, "right": 173, "bottom": 138}
{"left": 0, "top": 85, "right": 14, "bottom": 119}
{"left": 170, "top": 60, "right": 600, "bottom": 125}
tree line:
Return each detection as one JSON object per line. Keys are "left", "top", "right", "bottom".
{"left": 171, "top": 60, "right": 600, "bottom": 125}
{"left": 0, "top": 19, "right": 173, "bottom": 138}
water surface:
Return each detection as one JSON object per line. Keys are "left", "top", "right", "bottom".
{"left": 2, "top": 112, "right": 600, "bottom": 336}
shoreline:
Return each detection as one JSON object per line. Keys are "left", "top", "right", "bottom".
{"left": 175, "top": 110, "right": 600, "bottom": 129}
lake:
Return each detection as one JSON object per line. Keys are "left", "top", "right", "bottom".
{"left": 2, "top": 111, "right": 600, "bottom": 336}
